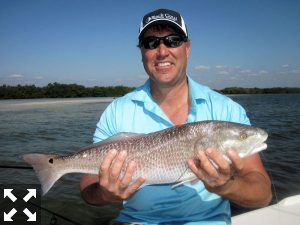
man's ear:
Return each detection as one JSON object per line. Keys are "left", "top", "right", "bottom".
{"left": 186, "top": 40, "right": 191, "bottom": 57}
{"left": 140, "top": 51, "right": 145, "bottom": 63}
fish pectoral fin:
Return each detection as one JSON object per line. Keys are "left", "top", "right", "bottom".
{"left": 171, "top": 177, "right": 198, "bottom": 189}
{"left": 172, "top": 167, "right": 198, "bottom": 189}
{"left": 190, "top": 178, "right": 199, "bottom": 185}
{"left": 173, "top": 167, "right": 189, "bottom": 184}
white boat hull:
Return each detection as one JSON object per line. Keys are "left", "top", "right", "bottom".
{"left": 232, "top": 195, "right": 300, "bottom": 225}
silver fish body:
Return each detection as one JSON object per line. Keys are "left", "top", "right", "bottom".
{"left": 22, "top": 120, "right": 268, "bottom": 195}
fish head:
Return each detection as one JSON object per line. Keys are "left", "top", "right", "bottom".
{"left": 214, "top": 122, "right": 268, "bottom": 158}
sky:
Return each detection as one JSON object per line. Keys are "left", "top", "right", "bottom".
{"left": 1, "top": 0, "right": 300, "bottom": 89}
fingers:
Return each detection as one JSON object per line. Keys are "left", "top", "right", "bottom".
{"left": 205, "top": 148, "right": 231, "bottom": 175}
{"left": 200, "top": 149, "right": 219, "bottom": 178}
{"left": 191, "top": 148, "right": 230, "bottom": 179}
{"left": 119, "top": 161, "right": 145, "bottom": 198}
{"left": 99, "top": 149, "right": 118, "bottom": 184}
{"left": 188, "top": 152, "right": 218, "bottom": 183}
{"left": 227, "top": 148, "right": 244, "bottom": 172}
{"left": 99, "top": 149, "right": 128, "bottom": 184}
{"left": 98, "top": 149, "right": 145, "bottom": 202}
{"left": 187, "top": 158, "right": 207, "bottom": 181}
{"left": 123, "top": 177, "right": 145, "bottom": 197}
{"left": 119, "top": 160, "right": 137, "bottom": 189}
{"left": 188, "top": 148, "right": 233, "bottom": 188}
{"left": 110, "top": 150, "right": 127, "bottom": 182}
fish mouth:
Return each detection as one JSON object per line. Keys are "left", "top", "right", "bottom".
{"left": 252, "top": 142, "right": 268, "bottom": 154}
{"left": 253, "top": 131, "right": 268, "bottom": 154}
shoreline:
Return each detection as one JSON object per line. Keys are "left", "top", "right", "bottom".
{"left": 0, "top": 97, "right": 114, "bottom": 110}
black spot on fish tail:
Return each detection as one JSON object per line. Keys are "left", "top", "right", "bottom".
{"left": 49, "top": 158, "right": 53, "bottom": 164}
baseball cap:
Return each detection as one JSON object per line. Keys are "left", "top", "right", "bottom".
{"left": 138, "top": 8, "right": 188, "bottom": 39}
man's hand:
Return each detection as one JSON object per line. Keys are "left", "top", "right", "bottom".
{"left": 80, "top": 149, "right": 145, "bottom": 206}
{"left": 187, "top": 147, "right": 272, "bottom": 207}
{"left": 97, "top": 149, "right": 145, "bottom": 203}
{"left": 188, "top": 148, "right": 241, "bottom": 195}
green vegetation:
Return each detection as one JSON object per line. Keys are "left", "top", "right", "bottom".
{"left": 220, "top": 87, "right": 300, "bottom": 94}
{"left": 0, "top": 83, "right": 134, "bottom": 99}
{"left": 0, "top": 83, "right": 299, "bottom": 99}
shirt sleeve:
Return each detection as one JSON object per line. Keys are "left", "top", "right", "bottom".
{"left": 93, "top": 100, "right": 118, "bottom": 143}
{"left": 228, "top": 100, "right": 251, "bottom": 125}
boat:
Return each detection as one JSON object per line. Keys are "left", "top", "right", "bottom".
{"left": 232, "top": 195, "right": 300, "bottom": 225}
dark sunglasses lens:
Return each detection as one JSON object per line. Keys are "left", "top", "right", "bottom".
{"left": 165, "top": 35, "right": 184, "bottom": 47}
{"left": 143, "top": 37, "right": 159, "bottom": 49}
{"left": 141, "top": 35, "right": 185, "bottom": 49}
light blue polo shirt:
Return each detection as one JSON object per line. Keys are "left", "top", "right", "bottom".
{"left": 93, "top": 76, "right": 250, "bottom": 225}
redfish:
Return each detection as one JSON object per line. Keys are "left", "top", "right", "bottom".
{"left": 23, "top": 121, "right": 268, "bottom": 195}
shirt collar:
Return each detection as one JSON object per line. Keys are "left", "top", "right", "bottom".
{"left": 129, "top": 79, "right": 153, "bottom": 103}
{"left": 129, "top": 76, "right": 208, "bottom": 103}
{"left": 187, "top": 76, "right": 208, "bottom": 101}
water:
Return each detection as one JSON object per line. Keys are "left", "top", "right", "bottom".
{"left": 1, "top": 95, "right": 300, "bottom": 224}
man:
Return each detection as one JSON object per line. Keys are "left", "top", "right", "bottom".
{"left": 80, "top": 8, "right": 272, "bottom": 225}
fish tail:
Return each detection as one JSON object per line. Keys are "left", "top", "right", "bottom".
{"left": 22, "top": 153, "right": 63, "bottom": 195}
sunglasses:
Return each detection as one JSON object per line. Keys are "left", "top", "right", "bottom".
{"left": 139, "top": 34, "right": 188, "bottom": 49}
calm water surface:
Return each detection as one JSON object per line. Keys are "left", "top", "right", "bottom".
{"left": 0, "top": 95, "right": 299, "bottom": 224}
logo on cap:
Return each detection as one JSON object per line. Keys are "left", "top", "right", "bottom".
{"left": 146, "top": 13, "right": 178, "bottom": 24}
{"left": 139, "top": 8, "right": 188, "bottom": 39}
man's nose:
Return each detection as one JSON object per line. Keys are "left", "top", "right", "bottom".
{"left": 156, "top": 40, "right": 169, "bottom": 57}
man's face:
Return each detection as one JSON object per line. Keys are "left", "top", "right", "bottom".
{"left": 140, "top": 27, "right": 190, "bottom": 88}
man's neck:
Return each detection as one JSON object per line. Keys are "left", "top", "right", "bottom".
{"left": 150, "top": 76, "right": 188, "bottom": 104}
{"left": 150, "top": 76, "right": 190, "bottom": 125}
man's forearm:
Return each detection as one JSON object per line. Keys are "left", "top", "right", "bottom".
{"left": 219, "top": 171, "right": 272, "bottom": 208}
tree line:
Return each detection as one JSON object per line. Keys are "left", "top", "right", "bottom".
{"left": 0, "top": 83, "right": 299, "bottom": 99}
{"left": 0, "top": 83, "right": 134, "bottom": 99}
{"left": 220, "top": 87, "right": 300, "bottom": 94}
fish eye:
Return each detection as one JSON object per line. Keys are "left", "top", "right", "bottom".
{"left": 240, "top": 133, "right": 248, "bottom": 140}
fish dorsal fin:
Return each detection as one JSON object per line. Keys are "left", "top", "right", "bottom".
{"left": 101, "top": 132, "right": 145, "bottom": 144}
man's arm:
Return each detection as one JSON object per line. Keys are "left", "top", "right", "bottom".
{"left": 188, "top": 148, "right": 272, "bottom": 208}
{"left": 80, "top": 149, "right": 145, "bottom": 206}
{"left": 80, "top": 174, "right": 109, "bottom": 206}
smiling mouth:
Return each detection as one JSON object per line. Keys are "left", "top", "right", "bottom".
{"left": 156, "top": 62, "right": 173, "bottom": 68}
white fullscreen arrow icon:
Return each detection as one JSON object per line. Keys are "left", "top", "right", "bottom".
{"left": 4, "top": 189, "right": 17, "bottom": 202}
{"left": 4, "top": 208, "right": 17, "bottom": 221}
{"left": 23, "top": 189, "right": 36, "bottom": 202}
{"left": 23, "top": 208, "right": 36, "bottom": 221}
